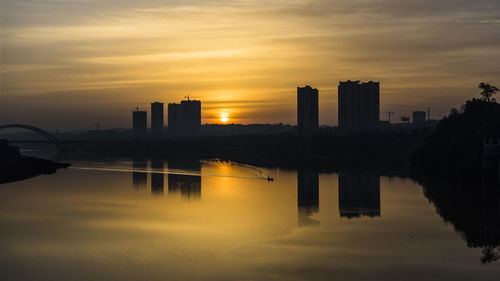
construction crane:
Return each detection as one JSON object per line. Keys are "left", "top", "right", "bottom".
{"left": 382, "top": 111, "right": 395, "bottom": 122}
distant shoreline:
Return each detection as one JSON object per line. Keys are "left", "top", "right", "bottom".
{"left": 16, "top": 130, "right": 426, "bottom": 171}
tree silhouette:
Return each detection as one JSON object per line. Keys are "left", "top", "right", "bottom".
{"left": 478, "top": 82, "right": 499, "bottom": 102}
{"left": 480, "top": 247, "right": 500, "bottom": 264}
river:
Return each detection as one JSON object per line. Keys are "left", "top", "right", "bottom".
{"left": 1, "top": 144, "right": 499, "bottom": 280}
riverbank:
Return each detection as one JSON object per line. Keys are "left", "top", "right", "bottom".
{"left": 57, "top": 130, "right": 428, "bottom": 169}
{"left": 0, "top": 156, "right": 70, "bottom": 184}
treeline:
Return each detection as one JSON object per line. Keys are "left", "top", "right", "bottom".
{"left": 413, "top": 98, "right": 500, "bottom": 182}
{"left": 63, "top": 128, "right": 430, "bottom": 169}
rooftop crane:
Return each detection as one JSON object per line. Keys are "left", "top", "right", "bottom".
{"left": 382, "top": 111, "right": 395, "bottom": 122}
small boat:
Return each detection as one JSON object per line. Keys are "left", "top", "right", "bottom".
{"left": 267, "top": 177, "right": 274, "bottom": 181}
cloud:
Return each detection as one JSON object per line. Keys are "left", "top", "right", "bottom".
{"left": 1, "top": 0, "right": 499, "bottom": 129}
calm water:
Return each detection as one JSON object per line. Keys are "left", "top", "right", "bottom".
{"left": 1, "top": 155, "right": 500, "bottom": 280}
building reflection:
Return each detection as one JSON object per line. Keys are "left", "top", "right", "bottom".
{"left": 338, "top": 171, "right": 380, "bottom": 219}
{"left": 297, "top": 168, "right": 319, "bottom": 225}
{"left": 132, "top": 157, "right": 147, "bottom": 188}
{"left": 151, "top": 158, "right": 164, "bottom": 194}
{"left": 168, "top": 159, "right": 201, "bottom": 199}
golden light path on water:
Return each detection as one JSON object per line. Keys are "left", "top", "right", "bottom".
{"left": 1, "top": 158, "right": 500, "bottom": 280}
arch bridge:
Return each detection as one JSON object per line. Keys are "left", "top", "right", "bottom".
{"left": 0, "top": 124, "right": 64, "bottom": 150}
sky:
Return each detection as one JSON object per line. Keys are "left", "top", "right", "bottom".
{"left": 1, "top": 0, "right": 500, "bottom": 130}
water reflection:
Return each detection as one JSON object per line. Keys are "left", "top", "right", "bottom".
{"left": 297, "top": 168, "right": 320, "bottom": 225}
{"left": 168, "top": 159, "right": 201, "bottom": 199}
{"left": 3, "top": 157, "right": 500, "bottom": 280}
{"left": 132, "top": 157, "right": 147, "bottom": 188}
{"left": 338, "top": 171, "right": 380, "bottom": 219}
{"left": 421, "top": 178, "right": 500, "bottom": 263}
{"left": 296, "top": 168, "right": 318, "bottom": 213}
{"left": 151, "top": 158, "right": 164, "bottom": 194}
{"left": 132, "top": 158, "right": 200, "bottom": 197}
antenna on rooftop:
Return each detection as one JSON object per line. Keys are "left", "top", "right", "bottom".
{"left": 427, "top": 108, "right": 431, "bottom": 121}
{"left": 185, "top": 94, "right": 190, "bottom": 101}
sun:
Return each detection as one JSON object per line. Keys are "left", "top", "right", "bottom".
{"left": 220, "top": 112, "right": 229, "bottom": 123}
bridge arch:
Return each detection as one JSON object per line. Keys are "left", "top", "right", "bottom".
{"left": 0, "top": 124, "right": 64, "bottom": 150}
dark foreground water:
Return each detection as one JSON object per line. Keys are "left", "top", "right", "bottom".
{"left": 1, "top": 154, "right": 500, "bottom": 280}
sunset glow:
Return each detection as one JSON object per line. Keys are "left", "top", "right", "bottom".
{"left": 220, "top": 112, "right": 229, "bottom": 123}
{"left": 1, "top": 1, "right": 499, "bottom": 130}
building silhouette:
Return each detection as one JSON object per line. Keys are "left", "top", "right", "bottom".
{"left": 151, "top": 102, "right": 164, "bottom": 138}
{"left": 168, "top": 159, "right": 201, "bottom": 199}
{"left": 338, "top": 81, "right": 379, "bottom": 131}
{"left": 168, "top": 103, "right": 181, "bottom": 137}
{"left": 151, "top": 158, "right": 164, "bottom": 194}
{"left": 297, "top": 86, "right": 319, "bottom": 133}
{"left": 180, "top": 99, "right": 201, "bottom": 138}
{"left": 338, "top": 171, "right": 380, "bottom": 218}
{"left": 132, "top": 157, "right": 147, "bottom": 188}
{"left": 132, "top": 108, "right": 147, "bottom": 138}
{"left": 412, "top": 111, "right": 426, "bottom": 124}
{"left": 168, "top": 98, "right": 201, "bottom": 139}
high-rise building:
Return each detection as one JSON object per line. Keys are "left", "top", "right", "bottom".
{"left": 180, "top": 99, "right": 201, "bottom": 138}
{"left": 132, "top": 108, "right": 147, "bottom": 138}
{"left": 338, "top": 81, "right": 379, "bottom": 131}
{"left": 412, "top": 111, "right": 426, "bottom": 124}
{"left": 297, "top": 85, "right": 319, "bottom": 133}
{"left": 168, "top": 98, "right": 201, "bottom": 139}
{"left": 151, "top": 102, "right": 164, "bottom": 138}
{"left": 168, "top": 103, "right": 181, "bottom": 138}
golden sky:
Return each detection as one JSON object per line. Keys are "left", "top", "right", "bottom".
{"left": 1, "top": 0, "right": 500, "bottom": 130}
